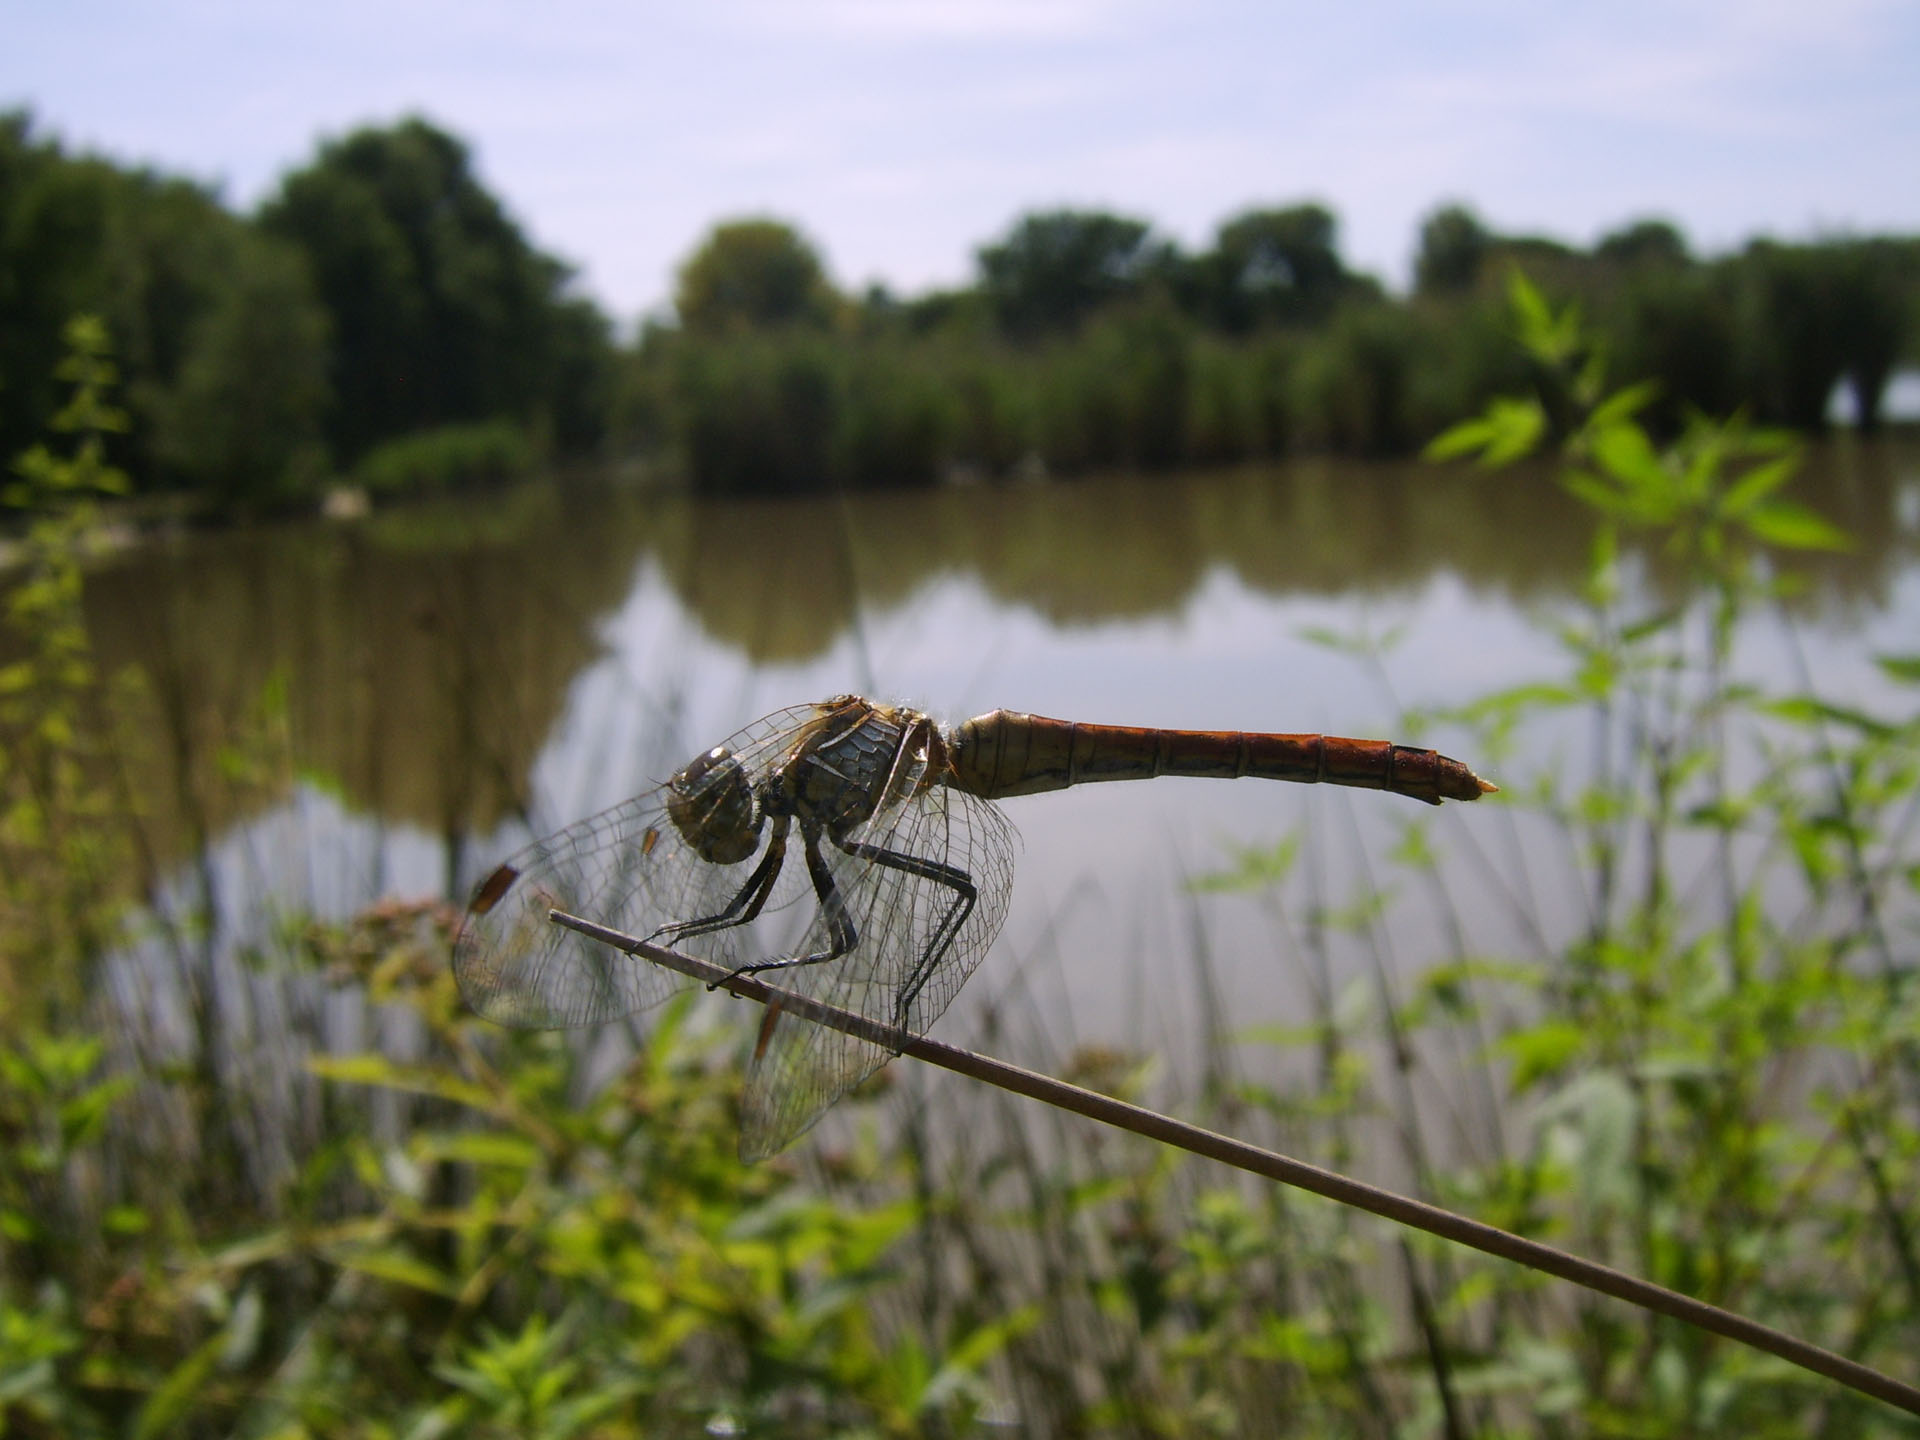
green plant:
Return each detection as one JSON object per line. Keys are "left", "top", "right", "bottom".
{"left": 352, "top": 419, "right": 539, "bottom": 496}
{"left": 1409, "top": 270, "right": 1917, "bottom": 1428}
{"left": 0, "top": 315, "right": 137, "bottom": 1008}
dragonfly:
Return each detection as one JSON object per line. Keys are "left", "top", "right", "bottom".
{"left": 453, "top": 695, "right": 1495, "bottom": 1159}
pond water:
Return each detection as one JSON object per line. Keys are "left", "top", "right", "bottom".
{"left": 60, "top": 437, "right": 1920, "bottom": 1138}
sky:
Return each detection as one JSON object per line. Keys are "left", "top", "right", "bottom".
{"left": 6, "top": 0, "right": 1918, "bottom": 324}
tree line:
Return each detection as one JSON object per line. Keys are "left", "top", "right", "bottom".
{"left": 4, "top": 110, "right": 1917, "bottom": 507}
{"left": 639, "top": 206, "right": 1920, "bottom": 493}
{"left": 0, "top": 111, "right": 610, "bottom": 510}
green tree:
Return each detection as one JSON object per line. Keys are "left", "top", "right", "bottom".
{"left": 0, "top": 111, "right": 338, "bottom": 503}
{"left": 0, "top": 112, "right": 116, "bottom": 471}
{"left": 1594, "top": 217, "right": 1690, "bottom": 268}
{"left": 1828, "top": 238, "right": 1915, "bottom": 431}
{"left": 976, "top": 209, "right": 1167, "bottom": 336}
{"left": 148, "top": 235, "right": 331, "bottom": 507}
{"left": 261, "top": 116, "right": 612, "bottom": 464}
{"left": 673, "top": 218, "right": 836, "bottom": 334}
{"left": 1607, "top": 267, "right": 1740, "bottom": 431}
{"left": 1414, "top": 203, "right": 1490, "bottom": 295}
{"left": 1734, "top": 241, "right": 1853, "bottom": 430}
{"left": 1206, "top": 203, "right": 1353, "bottom": 330}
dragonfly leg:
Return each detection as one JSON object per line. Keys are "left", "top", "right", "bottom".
{"left": 833, "top": 838, "right": 977, "bottom": 1030}
{"left": 721, "top": 827, "right": 859, "bottom": 982}
{"left": 650, "top": 817, "right": 791, "bottom": 987}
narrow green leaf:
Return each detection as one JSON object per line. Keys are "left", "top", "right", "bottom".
{"left": 1742, "top": 500, "right": 1850, "bottom": 551}
{"left": 1587, "top": 380, "right": 1660, "bottom": 431}
{"left": 1619, "top": 607, "right": 1683, "bottom": 644}
{"left": 1558, "top": 469, "right": 1633, "bottom": 518}
{"left": 1478, "top": 397, "right": 1548, "bottom": 465}
{"left": 306, "top": 1054, "right": 498, "bottom": 1112}
{"left": 1591, "top": 421, "right": 1669, "bottom": 494}
{"left": 1718, "top": 453, "right": 1799, "bottom": 517}
{"left": 1495, "top": 1020, "right": 1587, "bottom": 1090}
{"left": 1507, "top": 269, "right": 1554, "bottom": 348}
{"left": 133, "top": 1335, "right": 222, "bottom": 1440}
{"left": 416, "top": 1131, "right": 543, "bottom": 1170}
{"left": 336, "top": 1248, "right": 460, "bottom": 1297}
{"left": 1190, "top": 834, "right": 1300, "bottom": 893}
{"left": 1875, "top": 653, "right": 1920, "bottom": 685}
{"left": 1760, "top": 696, "right": 1896, "bottom": 738}
{"left": 306, "top": 1054, "right": 404, "bottom": 1087}
{"left": 1423, "top": 416, "right": 1496, "bottom": 462}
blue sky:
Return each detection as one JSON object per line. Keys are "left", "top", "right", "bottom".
{"left": 6, "top": 0, "right": 1917, "bottom": 322}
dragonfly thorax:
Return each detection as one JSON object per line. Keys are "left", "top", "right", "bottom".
{"left": 666, "top": 745, "right": 761, "bottom": 865}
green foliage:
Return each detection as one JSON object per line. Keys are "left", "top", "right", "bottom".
{"left": 353, "top": 420, "right": 539, "bottom": 496}
{"left": 261, "top": 117, "right": 614, "bottom": 469}
{"left": 1, "top": 316, "right": 138, "bottom": 1004}
{"left": 1202, "top": 204, "right": 1361, "bottom": 331}
{"left": 148, "top": 235, "right": 332, "bottom": 508}
{"left": 1414, "top": 203, "right": 1491, "bottom": 295}
{"left": 0, "top": 111, "right": 335, "bottom": 502}
{"left": 1404, "top": 272, "right": 1920, "bottom": 1430}
{"left": 674, "top": 219, "right": 838, "bottom": 334}
{"left": 9, "top": 110, "right": 1917, "bottom": 514}
{"left": 976, "top": 209, "right": 1169, "bottom": 337}
{"left": 0, "top": 899, "right": 1040, "bottom": 1438}
{"left": 673, "top": 331, "right": 844, "bottom": 493}
{"left": 1732, "top": 238, "right": 1917, "bottom": 432}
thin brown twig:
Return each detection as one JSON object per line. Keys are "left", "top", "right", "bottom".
{"left": 549, "top": 909, "right": 1920, "bottom": 1419}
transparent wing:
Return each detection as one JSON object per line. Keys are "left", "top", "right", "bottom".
{"left": 451, "top": 703, "right": 826, "bottom": 1028}
{"left": 738, "top": 772, "right": 1019, "bottom": 1160}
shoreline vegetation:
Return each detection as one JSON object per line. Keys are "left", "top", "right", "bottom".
{"left": 3, "top": 109, "right": 1918, "bottom": 517}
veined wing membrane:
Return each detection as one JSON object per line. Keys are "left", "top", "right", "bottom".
{"left": 452, "top": 703, "right": 827, "bottom": 1029}
{"left": 739, "top": 778, "right": 1017, "bottom": 1159}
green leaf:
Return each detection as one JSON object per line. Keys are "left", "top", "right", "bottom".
{"left": 1495, "top": 1020, "right": 1588, "bottom": 1090}
{"left": 1558, "top": 468, "right": 1633, "bottom": 518}
{"left": 1619, "top": 607, "right": 1683, "bottom": 644}
{"left": 1587, "top": 380, "right": 1660, "bottom": 430}
{"left": 416, "top": 1131, "right": 543, "bottom": 1170}
{"left": 1718, "top": 453, "right": 1799, "bottom": 517}
{"left": 1760, "top": 696, "right": 1896, "bottom": 739}
{"left": 306, "top": 1054, "right": 499, "bottom": 1112}
{"left": 1478, "top": 397, "right": 1548, "bottom": 465}
{"left": 306, "top": 1054, "right": 407, "bottom": 1087}
{"left": 1742, "top": 500, "right": 1850, "bottom": 551}
{"left": 922, "top": 1305, "right": 1043, "bottom": 1411}
{"left": 1875, "top": 653, "right": 1920, "bottom": 685}
{"left": 1454, "top": 681, "right": 1582, "bottom": 721}
{"left": 1424, "top": 416, "right": 1497, "bottom": 462}
{"left": 133, "top": 1335, "right": 221, "bottom": 1440}
{"left": 1590, "top": 421, "right": 1670, "bottom": 495}
{"left": 1190, "top": 834, "right": 1299, "bottom": 893}
{"left": 1508, "top": 268, "right": 1549, "bottom": 325}
{"left": 1296, "top": 624, "right": 1363, "bottom": 654}
{"left": 336, "top": 1248, "right": 460, "bottom": 1297}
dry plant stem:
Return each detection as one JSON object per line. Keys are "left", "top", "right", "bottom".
{"left": 548, "top": 910, "right": 1920, "bottom": 1419}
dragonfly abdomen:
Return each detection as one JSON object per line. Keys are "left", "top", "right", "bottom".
{"left": 945, "top": 711, "right": 1495, "bottom": 806}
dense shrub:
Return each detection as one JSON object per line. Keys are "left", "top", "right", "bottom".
{"left": 353, "top": 420, "right": 538, "bottom": 495}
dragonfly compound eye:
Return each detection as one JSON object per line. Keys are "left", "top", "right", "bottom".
{"left": 667, "top": 745, "right": 761, "bottom": 865}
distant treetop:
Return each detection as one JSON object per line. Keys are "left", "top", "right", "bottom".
{"left": 674, "top": 220, "right": 837, "bottom": 334}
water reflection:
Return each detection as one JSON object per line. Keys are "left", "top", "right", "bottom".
{"left": 67, "top": 438, "right": 1920, "bottom": 892}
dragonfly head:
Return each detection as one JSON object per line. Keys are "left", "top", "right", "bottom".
{"left": 667, "top": 745, "right": 761, "bottom": 865}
